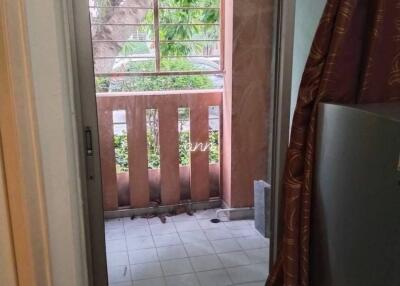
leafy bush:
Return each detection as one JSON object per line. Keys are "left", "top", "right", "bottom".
{"left": 98, "top": 58, "right": 215, "bottom": 92}
{"left": 147, "top": 130, "right": 161, "bottom": 169}
{"left": 114, "top": 132, "right": 129, "bottom": 173}
{"left": 95, "top": 77, "right": 111, "bottom": 92}
{"left": 209, "top": 130, "right": 219, "bottom": 163}
{"left": 114, "top": 130, "right": 219, "bottom": 172}
{"left": 105, "top": 0, "right": 221, "bottom": 172}
{"left": 94, "top": 0, "right": 220, "bottom": 93}
{"left": 179, "top": 132, "right": 190, "bottom": 166}
{"left": 119, "top": 42, "right": 150, "bottom": 55}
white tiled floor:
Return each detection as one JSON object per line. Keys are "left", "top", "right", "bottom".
{"left": 105, "top": 208, "right": 269, "bottom": 286}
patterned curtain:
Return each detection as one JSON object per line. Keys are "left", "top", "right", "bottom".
{"left": 267, "top": 0, "right": 400, "bottom": 285}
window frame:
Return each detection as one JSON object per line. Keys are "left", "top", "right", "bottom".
{"left": 90, "top": 0, "right": 225, "bottom": 77}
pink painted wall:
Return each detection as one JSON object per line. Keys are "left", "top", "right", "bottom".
{"left": 222, "top": 0, "right": 274, "bottom": 208}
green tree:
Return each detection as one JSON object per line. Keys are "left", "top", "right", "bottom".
{"left": 114, "top": 130, "right": 219, "bottom": 171}
{"left": 102, "top": 0, "right": 221, "bottom": 172}
{"left": 159, "top": 0, "right": 220, "bottom": 57}
{"left": 93, "top": 0, "right": 220, "bottom": 92}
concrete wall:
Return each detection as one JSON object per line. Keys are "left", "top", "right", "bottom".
{"left": 23, "top": 1, "right": 88, "bottom": 286}
{"left": 290, "top": 0, "right": 327, "bottom": 122}
{"left": 223, "top": 0, "right": 274, "bottom": 208}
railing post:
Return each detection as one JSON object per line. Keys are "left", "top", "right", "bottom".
{"left": 158, "top": 102, "right": 181, "bottom": 205}
{"left": 189, "top": 101, "right": 210, "bottom": 202}
{"left": 127, "top": 96, "right": 150, "bottom": 208}
{"left": 97, "top": 98, "right": 118, "bottom": 211}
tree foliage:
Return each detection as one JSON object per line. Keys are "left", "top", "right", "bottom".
{"left": 96, "top": 58, "right": 214, "bottom": 92}
{"left": 100, "top": 0, "right": 221, "bottom": 173}
{"left": 93, "top": 0, "right": 220, "bottom": 92}
{"left": 158, "top": 0, "right": 220, "bottom": 56}
{"left": 114, "top": 131, "right": 219, "bottom": 172}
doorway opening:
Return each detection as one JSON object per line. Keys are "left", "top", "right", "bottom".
{"left": 77, "top": 0, "right": 272, "bottom": 285}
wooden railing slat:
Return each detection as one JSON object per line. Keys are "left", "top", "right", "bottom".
{"left": 127, "top": 97, "right": 150, "bottom": 208}
{"left": 97, "top": 98, "right": 118, "bottom": 211}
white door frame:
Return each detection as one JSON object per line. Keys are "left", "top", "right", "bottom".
{"left": 269, "top": 0, "right": 296, "bottom": 266}
{"left": 67, "top": 0, "right": 108, "bottom": 284}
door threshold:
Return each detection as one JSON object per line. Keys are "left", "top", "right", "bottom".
{"left": 104, "top": 197, "right": 222, "bottom": 219}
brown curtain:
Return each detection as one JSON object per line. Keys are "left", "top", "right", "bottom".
{"left": 267, "top": 0, "right": 400, "bottom": 285}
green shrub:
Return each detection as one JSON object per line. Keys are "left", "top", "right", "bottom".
{"left": 113, "top": 130, "right": 219, "bottom": 172}
{"left": 123, "top": 58, "right": 214, "bottom": 91}
{"left": 147, "top": 130, "right": 161, "bottom": 169}
{"left": 95, "top": 58, "right": 215, "bottom": 92}
{"left": 114, "top": 132, "right": 129, "bottom": 172}
{"left": 209, "top": 130, "right": 219, "bottom": 163}
{"left": 179, "top": 131, "right": 190, "bottom": 166}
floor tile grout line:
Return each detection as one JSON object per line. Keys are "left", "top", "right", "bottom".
{"left": 109, "top": 245, "right": 268, "bottom": 268}
{"left": 148, "top": 217, "right": 168, "bottom": 284}
{"left": 224, "top": 262, "right": 269, "bottom": 285}
{"left": 179, "top": 231, "right": 197, "bottom": 274}
{"left": 122, "top": 217, "right": 135, "bottom": 283}
{"left": 194, "top": 215, "right": 234, "bottom": 286}
{"left": 128, "top": 216, "right": 165, "bottom": 284}
{"left": 203, "top": 217, "right": 234, "bottom": 285}
{"left": 178, "top": 220, "right": 208, "bottom": 286}
{"left": 194, "top": 214, "right": 267, "bottom": 285}
{"left": 106, "top": 209, "right": 269, "bottom": 285}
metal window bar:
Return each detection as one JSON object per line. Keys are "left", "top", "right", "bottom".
{"left": 92, "top": 39, "right": 219, "bottom": 43}
{"left": 95, "top": 71, "right": 223, "bottom": 77}
{"left": 89, "top": 6, "right": 154, "bottom": 9}
{"left": 90, "top": 23, "right": 153, "bottom": 26}
{"left": 94, "top": 55, "right": 219, "bottom": 59}
{"left": 154, "top": 0, "right": 161, "bottom": 71}
{"left": 90, "top": 1, "right": 222, "bottom": 77}
{"left": 159, "top": 7, "right": 220, "bottom": 9}
{"left": 89, "top": 6, "right": 220, "bottom": 10}
{"left": 91, "top": 23, "right": 219, "bottom": 26}
{"left": 92, "top": 40, "right": 155, "bottom": 43}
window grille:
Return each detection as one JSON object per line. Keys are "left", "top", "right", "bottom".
{"left": 89, "top": 0, "right": 223, "bottom": 78}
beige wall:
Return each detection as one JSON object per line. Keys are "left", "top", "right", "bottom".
{"left": 22, "top": 0, "right": 88, "bottom": 285}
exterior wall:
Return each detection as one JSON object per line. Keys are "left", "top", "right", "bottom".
{"left": 23, "top": 0, "right": 88, "bottom": 286}
{"left": 223, "top": 0, "right": 274, "bottom": 208}
{"left": 290, "top": 0, "right": 327, "bottom": 122}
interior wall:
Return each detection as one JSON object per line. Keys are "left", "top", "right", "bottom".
{"left": 223, "top": 0, "right": 273, "bottom": 208}
{"left": 22, "top": 0, "right": 88, "bottom": 286}
{"left": 290, "top": 0, "right": 327, "bottom": 122}
{"left": 0, "top": 141, "right": 18, "bottom": 286}
{"left": 0, "top": 10, "right": 18, "bottom": 285}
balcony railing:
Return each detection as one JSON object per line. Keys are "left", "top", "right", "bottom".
{"left": 97, "top": 89, "right": 222, "bottom": 211}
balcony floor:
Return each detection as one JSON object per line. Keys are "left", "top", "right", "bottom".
{"left": 105, "top": 208, "right": 269, "bottom": 286}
